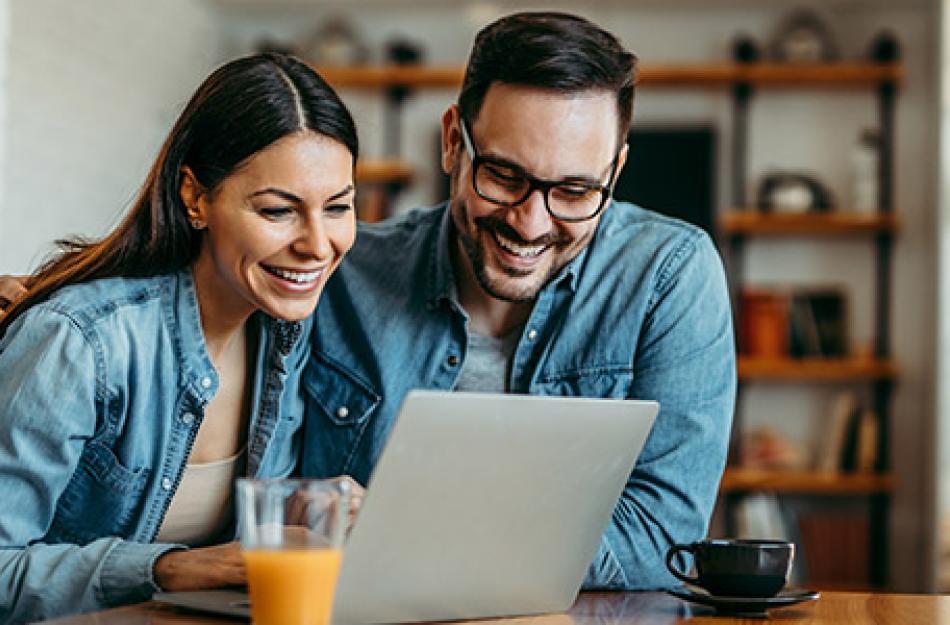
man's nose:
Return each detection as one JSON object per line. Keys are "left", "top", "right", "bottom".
{"left": 506, "top": 188, "right": 554, "bottom": 242}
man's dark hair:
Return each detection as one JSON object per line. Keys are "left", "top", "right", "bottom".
{"left": 458, "top": 12, "right": 638, "bottom": 145}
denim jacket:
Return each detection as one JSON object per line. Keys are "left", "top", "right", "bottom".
{"left": 300, "top": 201, "right": 736, "bottom": 590}
{"left": 0, "top": 271, "right": 306, "bottom": 623}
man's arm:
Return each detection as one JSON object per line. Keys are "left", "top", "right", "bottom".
{"left": 583, "top": 232, "right": 736, "bottom": 590}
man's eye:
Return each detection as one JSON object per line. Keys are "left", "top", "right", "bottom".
{"left": 554, "top": 184, "right": 597, "bottom": 200}
{"left": 485, "top": 165, "right": 524, "bottom": 186}
{"left": 259, "top": 206, "right": 293, "bottom": 219}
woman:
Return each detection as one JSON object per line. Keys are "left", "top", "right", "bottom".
{"left": 0, "top": 53, "right": 358, "bottom": 622}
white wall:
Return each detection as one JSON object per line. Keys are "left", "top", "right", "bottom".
{"left": 214, "top": 0, "right": 939, "bottom": 590}
{"left": 0, "top": 1, "right": 8, "bottom": 248}
{"left": 937, "top": 0, "right": 950, "bottom": 592}
{"left": 0, "top": 0, "right": 222, "bottom": 274}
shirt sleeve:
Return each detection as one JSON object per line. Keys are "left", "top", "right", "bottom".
{"left": 0, "top": 306, "right": 178, "bottom": 622}
{"left": 583, "top": 231, "right": 736, "bottom": 590}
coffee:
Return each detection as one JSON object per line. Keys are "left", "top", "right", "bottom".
{"left": 665, "top": 539, "right": 794, "bottom": 598}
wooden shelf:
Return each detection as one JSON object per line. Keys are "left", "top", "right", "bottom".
{"left": 738, "top": 356, "right": 898, "bottom": 381}
{"left": 720, "top": 212, "right": 899, "bottom": 236}
{"left": 315, "top": 64, "right": 463, "bottom": 89}
{"left": 314, "top": 62, "right": 902, "bottom": 90}
{"left": 355, "top": 159, "right": 414, "bottom": 185}
{"left": 720, "top": 468, "right": 895, "bottom": 494}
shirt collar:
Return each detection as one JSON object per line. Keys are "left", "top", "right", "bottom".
{"left": 173, "top": 268, "right": 219, "bottom": 404}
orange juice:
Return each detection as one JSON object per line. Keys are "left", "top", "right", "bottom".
{"left": 243, "top": 548, "right": 343, "bottom": 625}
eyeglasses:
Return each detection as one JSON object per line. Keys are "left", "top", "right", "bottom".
{"left": 459, "top": 118, "right": 619, "bottom": 223}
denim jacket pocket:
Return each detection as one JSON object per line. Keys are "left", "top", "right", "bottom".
{"left": 46, "top": 442, "right": 149, "bottom": 545}
{"left": 304, "top": 352, "right": 381, "bottom": 427}
{"left": 302, "top": 353, "right": 381, "bottom": 478}
{"left": 534, "top": 365, "right": 635, "bottom": 399}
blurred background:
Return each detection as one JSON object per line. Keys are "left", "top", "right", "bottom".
{"left": 0, "top": 0, "right": 948, "bottom": 594}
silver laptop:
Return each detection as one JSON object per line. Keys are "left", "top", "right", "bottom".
{"left": 155, "top": 391, "right": 658, "bottom": 624}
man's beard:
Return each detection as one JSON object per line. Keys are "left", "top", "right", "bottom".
{"left": 453, "top": 196, "right": 568, "bottom": 303}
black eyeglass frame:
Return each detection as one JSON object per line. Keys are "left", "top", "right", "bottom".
{"left": 459, "top": 117, "right": 620, "bottom": 223}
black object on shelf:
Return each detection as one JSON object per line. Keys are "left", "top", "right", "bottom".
{"left": 732, "top": 34, "right": 761, "bottom": 64}
{"left": 869, "top": 31, "right": 901, "bottom": 63}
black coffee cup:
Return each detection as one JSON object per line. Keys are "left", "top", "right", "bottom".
{"left": 665, "top": 539, "right": 794, "bottom": 598}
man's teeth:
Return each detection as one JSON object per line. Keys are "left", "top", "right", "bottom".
{"left": 493, "top": 233, "right": 546, "bottom": 258}
{"left": 266, "top": 266, "right": 321, "bottom": 283}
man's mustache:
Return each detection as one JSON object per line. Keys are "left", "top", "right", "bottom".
{"left": 473, "top": 215, "right": 565, "bottom": 248}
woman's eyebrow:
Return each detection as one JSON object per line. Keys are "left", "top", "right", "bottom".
{"left": 327, "top": 184, "right": 355, "bottom": 202}
{"left": 249, "top": 187, "right": 302, "bottom": 203}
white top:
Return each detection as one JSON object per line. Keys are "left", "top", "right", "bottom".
{"left": 155, "top": 448, "right": 244, "bottom": 546}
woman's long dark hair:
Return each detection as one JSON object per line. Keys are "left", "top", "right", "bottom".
{"left": 0, "top": 52, "right": 358, "bottom": 337}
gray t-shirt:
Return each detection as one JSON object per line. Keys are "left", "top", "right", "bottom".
{"left": 453, "top": 326, "right": 522, "bottom": 393}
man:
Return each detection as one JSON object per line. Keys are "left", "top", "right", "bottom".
{"left": 300, "top": 12, "right": 735, "bottom": 590}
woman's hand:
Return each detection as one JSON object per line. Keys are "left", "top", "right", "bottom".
{"left": 153, "top": 541, "right": 246, "bottom": 592}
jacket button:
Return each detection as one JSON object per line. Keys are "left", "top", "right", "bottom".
{"left": 181, "top": 412, "right": 195, "bottom": 426}
{"left": 336, "top": 406, "right": 349, "bottom": 419}
{"left": 447, "top": 355, "right": 459, "bottom": 367}
{"left": 200, "top": 376, "right": 212, "bottom": 389}
{"left": 161, "top": 477, "right": 173, "bottom": 491}
{"left": 527, "top": 329, "right": 538, "bottom": 341}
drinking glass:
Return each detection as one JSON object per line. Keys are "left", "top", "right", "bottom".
{"left": 237, "top": 477, "right": 352, "bottom": 625}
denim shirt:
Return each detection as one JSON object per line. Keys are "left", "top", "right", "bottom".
{"left": 301, "top": 201, "right": 736, "bottom": 590}
{"left": 0, "top": 271, "right": 306, "bottom": 623}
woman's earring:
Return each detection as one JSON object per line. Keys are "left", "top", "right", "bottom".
{"left": 190, "top": 215, "right": 205, "bottom": 230}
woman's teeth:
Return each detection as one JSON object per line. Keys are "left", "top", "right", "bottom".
{"left": 264, "top": 265, "right": 321, "bottom": 283}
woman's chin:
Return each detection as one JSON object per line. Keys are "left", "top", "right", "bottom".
{"left": 259, "top": 295, "right": 322, "bottom": 322}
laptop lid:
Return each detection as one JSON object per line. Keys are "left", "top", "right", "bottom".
{"left": 156, "top": 391, "right": 658, "bottom": 624}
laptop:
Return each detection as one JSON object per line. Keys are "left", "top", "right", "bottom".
{"left": 155, "top": 391, "right": 658, "bottom": 624}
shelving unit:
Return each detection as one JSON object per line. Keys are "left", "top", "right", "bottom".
{"left": 721, "top": 60, "right": 900, "bottom": 588}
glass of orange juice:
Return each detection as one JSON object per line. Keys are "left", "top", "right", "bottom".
{"left": 236, "top": 477, "right": 352, "bottom": 625}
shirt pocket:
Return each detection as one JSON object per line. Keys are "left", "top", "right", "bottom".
{"left": 534, "top": 365, "right": 635, "bottom": 399}
{"left": 46, "top": 442, "right": 149, "bottom": 545}
{"left": 302, "top": 352, "right": 381, "bottom": 477}
{"left": 304, "top": 352, "right": 380, "bottom": 427}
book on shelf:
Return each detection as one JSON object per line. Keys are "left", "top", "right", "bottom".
{"left": 739, "top": 287, "right": 849, "bottom": 359}
{"left": 814, "top": 391, "right": 859, "bottom": 473}
{"left": 788, "top": 289, "right": 849, "bottom": 358}
{"left": 812, "top": 391, "right": 879, "bottom": 474}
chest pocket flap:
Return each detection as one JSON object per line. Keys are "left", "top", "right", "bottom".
{"left": 303, "top": 351, "right": 380, "bottom": 426}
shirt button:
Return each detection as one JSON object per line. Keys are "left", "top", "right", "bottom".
{"left": 447, "top": 355, "right": 459, "bottom": 367}
{"left": 527, "top": 329, "right": 538, "bottom": 341}
{"left": 161, "top": 477, "right": 173, "bottom": 491}
{"left": 181, "top": 412, "right": 195, "bottom": 425}
{"left": 336, "top": 406, "right": 349, "bottom": 419}
{"left": 200, "top": 376, "right": 212, "bottom": 389}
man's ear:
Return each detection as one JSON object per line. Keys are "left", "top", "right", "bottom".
{"left": 179, "top": 166, "right": 207, "bottom": 228}
{"left": 611, "top": 142, "right": 630, "bottom": 188}
{"left": 440, "top": 105, "right": 463, "bottom": 175}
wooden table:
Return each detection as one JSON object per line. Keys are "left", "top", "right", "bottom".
{"left": 37, "top": 590, "right": 950, "bottom": 624}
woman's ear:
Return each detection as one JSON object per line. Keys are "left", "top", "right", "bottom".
{"left": 179, "top": 166, "right": 207, "bottom": 230}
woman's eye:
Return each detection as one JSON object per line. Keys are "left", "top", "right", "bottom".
{"left": 259, "top": 206, "right": 293, "bottom": 219}
{"left": 325, "top": 204, "right": 354, "bottom": 216}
